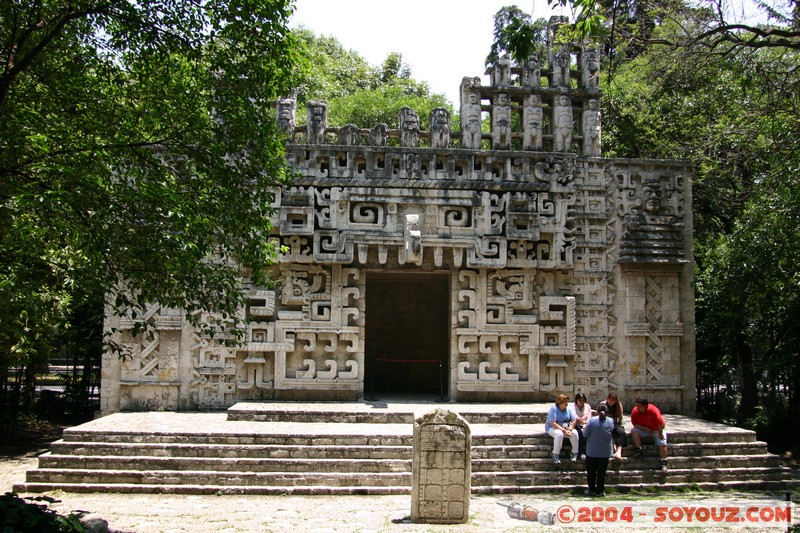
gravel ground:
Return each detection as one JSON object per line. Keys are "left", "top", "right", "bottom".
{"left": 3, "top": 451, "right": 797, "bottom": 532}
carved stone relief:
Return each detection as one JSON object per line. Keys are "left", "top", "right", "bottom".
{"left": 102, "top": 17, "right": 694, "bottom": 414}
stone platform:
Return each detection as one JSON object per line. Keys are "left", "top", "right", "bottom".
{"left": 14, "top": 401, "right": 795, "bottom": 495}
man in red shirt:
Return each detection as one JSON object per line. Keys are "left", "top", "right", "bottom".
{"left": 630, "top": 396, "right": 668, "bottom": 471}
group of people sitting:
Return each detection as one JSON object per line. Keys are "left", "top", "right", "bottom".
{"left": 545, "top": 392, "right": 668, "bottom": 497}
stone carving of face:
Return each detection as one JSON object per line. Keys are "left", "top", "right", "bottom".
{"left": 311, "top": 106, "right": 324, "bottom": 124}
{"left": 642, "top": 183, "right": 662, "bottom": 213}
{"left": 557, "top": 48, "right": 570, "bottom": 66}
{"left": 587, "top": 50, "right": 600, "bottom": 72}
{"left": 527, "top": 94, "right": 540, "bottom": 107}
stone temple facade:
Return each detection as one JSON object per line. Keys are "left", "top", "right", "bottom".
{"left": 101, "top": 20, "right": 695, "bottom": 415}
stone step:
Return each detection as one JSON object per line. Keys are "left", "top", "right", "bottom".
{"left": 14, "top": 478, "right": 794, "bottom": 496}
{"left": 227, "top": 409, "right": 546, "bottom": 425}
{"left": 472, "top": 467, "right": 794, "bottom": 487}
{"left": 50, "top": 439, "right": 769, "bottom": 463}
{"left": 61, "top": 426, "right": 414, "bottom": 447}
{"left": 20, "top": 465, "right": 792, "bottom": 493}
{"left": 15, "top": 408, "right": 793, "bottom": 495}
{"left": 11, "top": 482, "right": 409, "bottom": 496}
{"left": 473, "top": 479, "right": 796, "bottom": 495}
{"left": 24, "top": 468, "right": 412, "bottom": 487}
{"left": 472, "top": 454, "right": 784, "bottom": 472}
{"left": 59, "top": 427, "right": 757, "bottom": 447}
{"left": 472, "top": 441, "right": 769, "bottom": 459}
{"left": 50, "top": 441, "right": 412, "bottom": 460}
{"left": 226, "top": 401, "right": 547, "bottom": 425}
{"left": 39, "top": 452, "right": 782, "bottom": 476}
{"left": 38, "top": 454, "right": 412, "bottom": 473}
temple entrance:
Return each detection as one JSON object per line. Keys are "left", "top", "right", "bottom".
{"left": 365, "top": 272, "right": 450, "bottom": 400}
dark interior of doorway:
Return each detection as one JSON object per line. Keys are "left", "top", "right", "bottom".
{"left": 365, "top": 272, "right": 449, "bottom": 400}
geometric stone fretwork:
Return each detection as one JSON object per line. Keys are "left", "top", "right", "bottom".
{"left": 645, "top": 275, "right": 664, "bottom": 382}
{"left": 101, "top": 16, "right": 695, "bottom": 414}
{"left": 274, "top": 265, "right": 364, "bottom": 393}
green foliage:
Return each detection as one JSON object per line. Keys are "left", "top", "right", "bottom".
{"left": 327, "top": 86, "right": 449, "bottom": 129}
{"left": 0, "top": 1, "right": 304, "bottom": 352}
{"left": 292, "top": 30, "right": 452, "bottom": 128}
{"left": 597, "top": 0, "right": 800, "bottom": 446}
{"left": 0, "top": 493, "right": 84, "bottom": 532}
{"left": 293, "top": 28, "right": 375, "bottom": 101}
{"left": 486, "top": 7, "right": 549, "bottom": 65}
{"left": 0, "top": 1, "right": 304, "bottom": 427}
{"left": 550, "top": 0, "right": 608, "bottom": 38}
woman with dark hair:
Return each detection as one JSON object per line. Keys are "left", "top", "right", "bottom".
{"left": 583, "top": 403, "right": 615, "bottom": 497}
{"left": 572, "top": 392, "right": 591, "bottom": 460}
{"left": 598, "top": 392, "right": 626, "bottom": 461}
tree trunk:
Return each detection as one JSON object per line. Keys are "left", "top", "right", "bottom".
{"left": 736, "top": 334, "right": 758, "bottom": 424}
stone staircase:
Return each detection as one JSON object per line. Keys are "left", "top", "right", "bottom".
{"left": 13, "top": 401, "right": 795, "bottom": 495}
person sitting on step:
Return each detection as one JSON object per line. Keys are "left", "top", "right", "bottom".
{"left": 630, "top": 396, "right": 669, "bottom": 471}
{"left": 572, "top": 392, "right": 591, "bottom": 460}
{"left": 598, "top": 392, "right": 626, "bottom": 461}
{"left": 545, "top": 393, "right": 580, "bottom": 464}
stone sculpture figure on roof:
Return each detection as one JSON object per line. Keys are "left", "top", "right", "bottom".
{"left": 552, "top": 45, "right": 571, "bottom": 88}
{"left": 400, "top": 107, "right": 420, "bottom": 148}
{"left": 371, "top": 123, "right": 388, "bottom": 146}
{"left": 521, "top": 53, "right": 541, "bottom": 88}
{"left": 553, "top": 93, "right": 573, "bottom": 152}
{"left": 523, "top": 94, "right": 544, "bottom": 151}
{"left": 430, "top": 108, "right": 451, "bottom": 149}
{"left": 581, "top": 45, "right": 601, "bottom": 89}
{"left": 582, "top": 98, "right": 601, "bottom": 156}
{"left": 460, "top": 91, "right": 482, "bottom": 150}
{"left": 277, "top": 98, "right": 295, "bottom": 138}
{"left": 492, "top": 93, "right": 512, "bottom": 150}
{"left": 491, "top": 55, "right": 512, "bottom": 87}
{"left": 307, "top": 101, "right": 327, "bottom": 144}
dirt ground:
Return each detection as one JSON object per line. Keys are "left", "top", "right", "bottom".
{"left": 1, "top": 423, "right": 797, "bottom": 532}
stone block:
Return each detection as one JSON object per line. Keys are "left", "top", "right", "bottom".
{"left": 411, "top": 408, "right": 470, "bottom": 524}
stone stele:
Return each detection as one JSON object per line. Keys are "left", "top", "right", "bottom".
{"left": 411, "top": 408, "right": 471, "bottom": 523}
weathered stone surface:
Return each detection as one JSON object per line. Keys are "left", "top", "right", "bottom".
{"left": 102, "top": 16, "right": 695, "bottom": 415}
{"left": 14, "top": 407, "right": 794, "bottom": 495}
{"left": 411, "top": 409, "right": 471, "bottom": 524}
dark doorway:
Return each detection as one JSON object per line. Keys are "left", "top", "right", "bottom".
{"left": 365, "top": 272, "right": 449, "bottom": 399}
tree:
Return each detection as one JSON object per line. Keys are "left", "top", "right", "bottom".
{"left": 292, "top": 30, "right": 451, "bottom": 128}
{"left": 0, "top": 1, "right": 304, "bottom": 422}
{"left": 486, "top": 6, "right": 549, "bottom": 65}
{"left": 292, "top": 28, "right": 375, "bottom": 101}
{"left": 495, "top": 0, "right": 800, "bottom": 446}
{"left": 592, "top": 0, "right": 800, "bottom": 447}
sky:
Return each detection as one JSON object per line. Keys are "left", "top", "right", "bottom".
{"left": 289, "top": 0, "right": 770, "bottom": 107}
{"left": 290, "top": 0, "right": 560, "bottom": 106}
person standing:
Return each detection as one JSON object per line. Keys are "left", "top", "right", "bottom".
{"left": 572, "top": 392, "right": 591, "bottom": 460}
{"left": 630, "top": 396, "right": 668, "bottom": 471}
{"left": 545, "top": 394, "right": 579, "bottom": 464}
{"left": 583, "top": 403, "right": 615, "bottom": 497}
